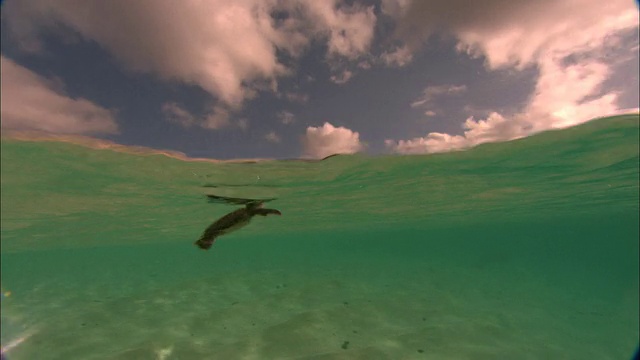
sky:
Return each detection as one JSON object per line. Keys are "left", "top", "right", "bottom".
{"left": 1, "top": 0, "right": 638, "bottom": 160}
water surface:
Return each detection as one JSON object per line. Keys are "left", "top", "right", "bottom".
{"left": 1, "top": 115, "right": 638, "bottom": 359}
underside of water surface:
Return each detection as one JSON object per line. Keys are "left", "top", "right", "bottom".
{"left": 1, "top": 115, "right": 639, "bottom": 359}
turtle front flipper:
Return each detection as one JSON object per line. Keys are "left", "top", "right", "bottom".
{"left": 195, "top": 236, "right": 217, "bottom": 250}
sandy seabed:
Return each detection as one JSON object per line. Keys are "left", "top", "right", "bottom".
{"left": 2, "top": 258, "right": 635, "bottom": 360}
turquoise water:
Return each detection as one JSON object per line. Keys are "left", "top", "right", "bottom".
{"left": 1, "top": 115, "right": 638, "bottom": 359}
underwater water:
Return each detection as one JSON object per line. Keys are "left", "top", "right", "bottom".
{"left": 1, "top": 114, "right": 638, "bottom": 360}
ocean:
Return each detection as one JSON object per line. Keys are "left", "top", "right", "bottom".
{"left": 1, "top": 114, "right": 638, "bottom": 359}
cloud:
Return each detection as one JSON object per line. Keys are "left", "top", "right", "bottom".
{"left": 302, "top": 122, "right": 363, "bottom": 159}
{"left": 277, "top": 110, "right": 295, "bottom": 125}
{"left": 411, "top": 85, "right": 467, "bottom": 108}
{"left": 381, "top": 0, "right": 412, "bottom": 18}
{"left": 330, "top": 70, "right": 354, "bottom": 84}
{"left": 237, "top": 118, "right": 249, "bottom": 131}
{"left": 161, "top": 102, "right": 196, "bottom": 128}
{"left": 384, "top": 0, "right": 637, "bottom": 65}
{"left": 3, "top": 0, "right": 292, "bottom": 107}
{"left": 387, "top": 55, "right": 626, "bottom": 154}
{"left": 3, "top": 0, "right": 377, "bottom": 110}
{"left": 386, "top": 112, "right": 524, "bottom": 154}
{"left": 265, "top": 131, "right": 281, "bottom": 143}
{"left": 303, "top": 2, "right": 377, "bottom": 60}
{"left": 384, "top": 0, "right": 638, "bottom": 154}
{"left": 204, "top": 106, "right": 231, "bottom": 130}
{"left": 525, "top": 56, "right": 618, "bottom": 130}
{"left": 408, "top": 83, "right": 466, "bottom": 118}
{"left": 387, "top": 58, "right": 624, "bottom": 154}
{"left": 380, "top": 45, "right": 413, "bottom": 67}
{"left": 357, "top": 61, "right": 372, "bottom": 69}
{"left": 284, "top": 92, "right": 309, "bottom": 104}
{"left": 0, "top": 56, "right": 118, "bottom": 135}
{"left": 161, "top": 102, "right": 229, "bottom": 130}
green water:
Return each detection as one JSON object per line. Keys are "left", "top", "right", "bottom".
{"left": 1, "top": 115, "right": 638, "bottom": 359}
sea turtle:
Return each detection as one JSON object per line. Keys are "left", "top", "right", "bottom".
{"left": 195, "top": 201, "right": 281, "bottom": 250}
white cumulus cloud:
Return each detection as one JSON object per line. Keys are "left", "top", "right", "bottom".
{"left": 387, "top": 56, "right": 628, "bottom": 154}
{"left": 386, "top": 112, "right": 526, "bottom": 154}
{"left": 302, "top": 122, "right": 363, "bottom": 159}
{"left": 384, "top": 0, "right": 639, "bottom": 154}
{"left": 303, "top": 1, "right": 377, "bottom": 60}
{"left": 1, "top": 56, "right": 118, "bottom": 135}
{"left": 3, "top": 0, "right": 377, "bottom": 121}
